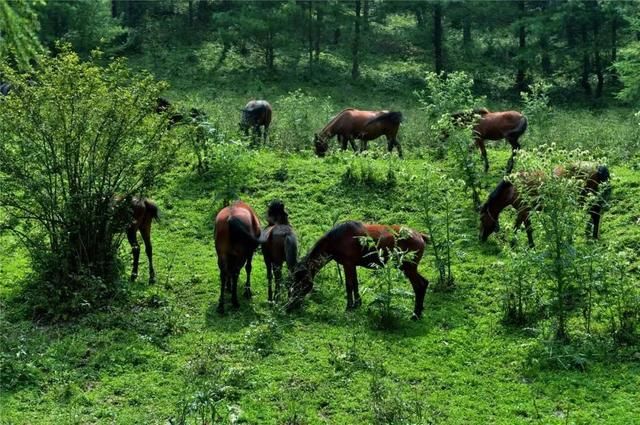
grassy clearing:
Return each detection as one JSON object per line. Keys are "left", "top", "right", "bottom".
{"left": 1, "top": 132, "right": 639, "bottom": 423}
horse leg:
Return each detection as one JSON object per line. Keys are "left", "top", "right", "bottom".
{"left": 343, "top": 263, "right": 357, "bottom": 310}
{"left": 349, "top": 137, "right": 357, "bottom": 152}
{"left": 244, "top": 252, "right": 253, "bottom": 299}
{"left": 403, "top": 264, "right": 429, "bottom": 320}
{"left": 339, "top": 135, "right": 348, "bottom": 150}
{"left": 274, "top": 265, "right": 283, "bottom": 302}
{"left": 231, "top": 263, "right": 241, "bottom": 309}
{"left": 477, "top": 139, "right": 489, "bottom": 173}
{"left": 263, "top": 125, "right": 269, "bottom": 144}
{"left": 506, "top": 137, "right": 521, "bottom": 173}
{"left": 590, "top": 204, "right": 602, "bottom": 239}
{"left": 393, "top": 137, "right": 403, "bottom": 158}
{"left": 514, "top": 210, "right": 534, "bottom": 248}
{"left": 217, "top": 258, "right": 227, "bottom": 314}
{"left": 266, "top": 258, "right": 274, "bottom": 302}
{"left": 127, "top": 226, "right": 140, "bottom": 282}
{"left": 141, "top": 222, "right": 155, "bottom": 284}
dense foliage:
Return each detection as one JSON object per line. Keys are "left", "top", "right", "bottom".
{"left": 0, "top": 48, "right": 177, "bottom": 318}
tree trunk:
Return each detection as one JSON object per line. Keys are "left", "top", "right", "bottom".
{"left": 463, "top": 16, "right": 471, "bottom": 48}
{"left": 415, "top": 6, "right": 425, "bottom": 29}
{"left": 188, "top": 0, "right": 193, "bottom": 24}
{"left": 363, "top": 0, "right": 370, "bottom": 32}
{"left": 515, "top": 0, "right": 526, "bottom": 92}
{"left": 540, "top": 35, "right": 552, "bottom": 76}
{"left": 111, "top": 0, "right": 118, "bottom": 18}
{"left": 433, "top": 2, "right": 443, "bottom": 74}
{"left": 594, "top": 18, "right": 603, "bottom": 97}
{"left": 352, "top": 0, "right": 361, "bottom": 80}
{"left": 315, "top": 5, "right": 323, "bottom": 61}
{"left": 308, "top": 1, "right": 313, "bottom": 77}
{"left": 581, "top": 24, "right": 591, "bottom": 96}
{"left": 611, "top": 14, "right": 617, "bottom": 63}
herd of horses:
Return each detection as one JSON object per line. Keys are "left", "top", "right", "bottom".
{"left": 1, "top": 84, "right": 610, "bottom": 319}
{"left": 126, "top": 97, "right": 610, "bottom": 320}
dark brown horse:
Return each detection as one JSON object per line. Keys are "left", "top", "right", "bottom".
{"left": 122, "top": 197, "right": 159, "bottom": 283}
{"left": 288, "top": 221, "right": 430, "bottom": 319}
{"left": 314, "top": 109, "right": 404, "bottom": 157}
{"left": 479, "top": 164, "right": 611, "bottom": 246}
{"left": 240, "top": 100, "right": 272, "bottom": 143}
{"left": 451, "top": 108, "right": 528, "bottom": 173}
{"left": 155, "top": 97, "right": 185, "bottom": 128}
{"left": 214, "top": 201, "right": 262, "bottom": 314}
{"left": 262, "top": 200, "right": 298, "bottom": 302}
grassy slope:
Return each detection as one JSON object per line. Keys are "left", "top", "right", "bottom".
{"left": 1, "top": 146, "right": 639, "bottom": 424}
{"left": 2, "top": 34, "right": 640, "bottom": 423}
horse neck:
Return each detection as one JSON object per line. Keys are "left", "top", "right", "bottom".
{"left": 489, "top": 186, "right": 516, "bottom": 220}
{"left": 303, "top": 237, "right": 331, "bottom": 278}
{"left": 320, "top": 108, "right": 353, "bottom": 137}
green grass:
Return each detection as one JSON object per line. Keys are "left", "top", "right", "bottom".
{"left": 1, "top": 42, "right": 639, "bottom": 422}
{"left": 1, "top": 140, "right": 639, "bottom": 423}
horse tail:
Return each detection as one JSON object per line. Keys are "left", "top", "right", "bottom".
{"left": 228, "top": 216, "right": 260, "bottom": 249}
{"left": 285, "top": 233, "right": 298, "bottom": 271}
{"left": 144, "top": 199, "right": 160, "bottom": 223}
{"left": 507, "top": 115, "right": 528, "bottom": 138}
{"left": 365, "top": 111, "right": 403, "bottom": 128}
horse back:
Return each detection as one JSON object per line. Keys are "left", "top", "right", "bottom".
{"left": 476, "top": 111, "right": 525, "bottom": 139}
{"left": 215, "top": 201, "right": 262, "bottom": 256}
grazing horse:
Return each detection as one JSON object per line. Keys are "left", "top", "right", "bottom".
{"left": 155, "top": 97, "right": 185, "bottom": 128}
{"left": 0, "top": 82, "right": 10, "bottom": 96}
{"left": 214, "top": 201, "right": 262, "bottom": 314}
{"left": 117, "top": 197, "right": 159, "bottom": 283}
{"left": 262, "top": 200, "right": 298, "bottom": 302}
{"left": 479, "top": 163, "right": 611, "bottom": 246}
{"left": 451, "top": 108, "right": 528, "bottom": 173}
{"left": 288, "top": 221, "right": 430, "bottom": 319}
{"left": 314, "top": 109, "right": 404, "bottom": 157}
{"left": 240, "top": 100, "right": 272, "bottom": 143}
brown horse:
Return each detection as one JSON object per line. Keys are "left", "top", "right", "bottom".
{"left": 314, "top": 109, "right": 404, "bottom": 157}
{"left": 122, "top": 197, "right": 159, "bottom": 283}
{"left": 479, "top": 164, "right": 611, "bottom": 246}
{"left": 451, "top": 108, "right": 528, "bottom": 173}
{"left": 262, "top": 200, "right": 298, "bottom": 302}
{"left": 288, "top": 221, "right": 430, "bottom": 319}
{"left": 214, "top": 201, "right": 262, "bottom": 314}
{"left": 155, "top": 97, "right": 185, "bottom": 128}
{"left": 240, "top": 100, "right": 272, "bottom": 143}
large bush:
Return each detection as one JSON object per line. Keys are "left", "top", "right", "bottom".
{"left": 0, "top": 48, "right": 178, "bottom": 318}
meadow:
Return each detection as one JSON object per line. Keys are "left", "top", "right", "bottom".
{"left": 1, "top": 4, "right": 640, "bottom": 421}
{"left": 1, "top": 88, "right": 639, "bottom": 423}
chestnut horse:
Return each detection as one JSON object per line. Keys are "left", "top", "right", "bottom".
{"left": 314, "top": 109, "right": 404, "bottom": 157}
{"left": 214, "top": 201, "right": 262, "bottom": 314}
{"left": 121, "top": 197, "right": 159, "bottom": 283}
{"left": 262, "top": 200, "right": 298, "bottom": 302}
{"left": 240, "top": 100, "right": 272, "bottom": 143}
{"left": 451, "top": 108, "right": 528, "bottom": 173}
{"left": 479, "top": 164, "right": 611, "bottom": 246}
{"left": 288, "top": 221, "right": 429, "bottom": 319}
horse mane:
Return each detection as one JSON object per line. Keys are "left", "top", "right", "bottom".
{"left": 319, "top": 108, "right": 356, "bottom": 135}
{"left": 474, "top": 108, "right": 490, "bottom": 115}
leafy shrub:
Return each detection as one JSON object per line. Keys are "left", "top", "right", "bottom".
{"left": 342, "top": 154, "right": 397, "bottom": 189}
{"left": 0, "top": 47, "right": 177, "bottom": 319}
{"left": 272, "top": 89, "right": 333, "bottom": 152}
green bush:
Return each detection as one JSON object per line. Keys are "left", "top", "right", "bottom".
{"left": 0, "top": 47, "right": 177, "bottom": 319}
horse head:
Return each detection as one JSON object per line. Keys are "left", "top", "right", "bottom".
{"left": 478, "top": 203, "right": 500, "bottom": 242}
{"left": 287, "top": 263, "right": 313, "bottom": 311}
{"left": 314, "top": 134, "right": 329, "bottom": 157}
